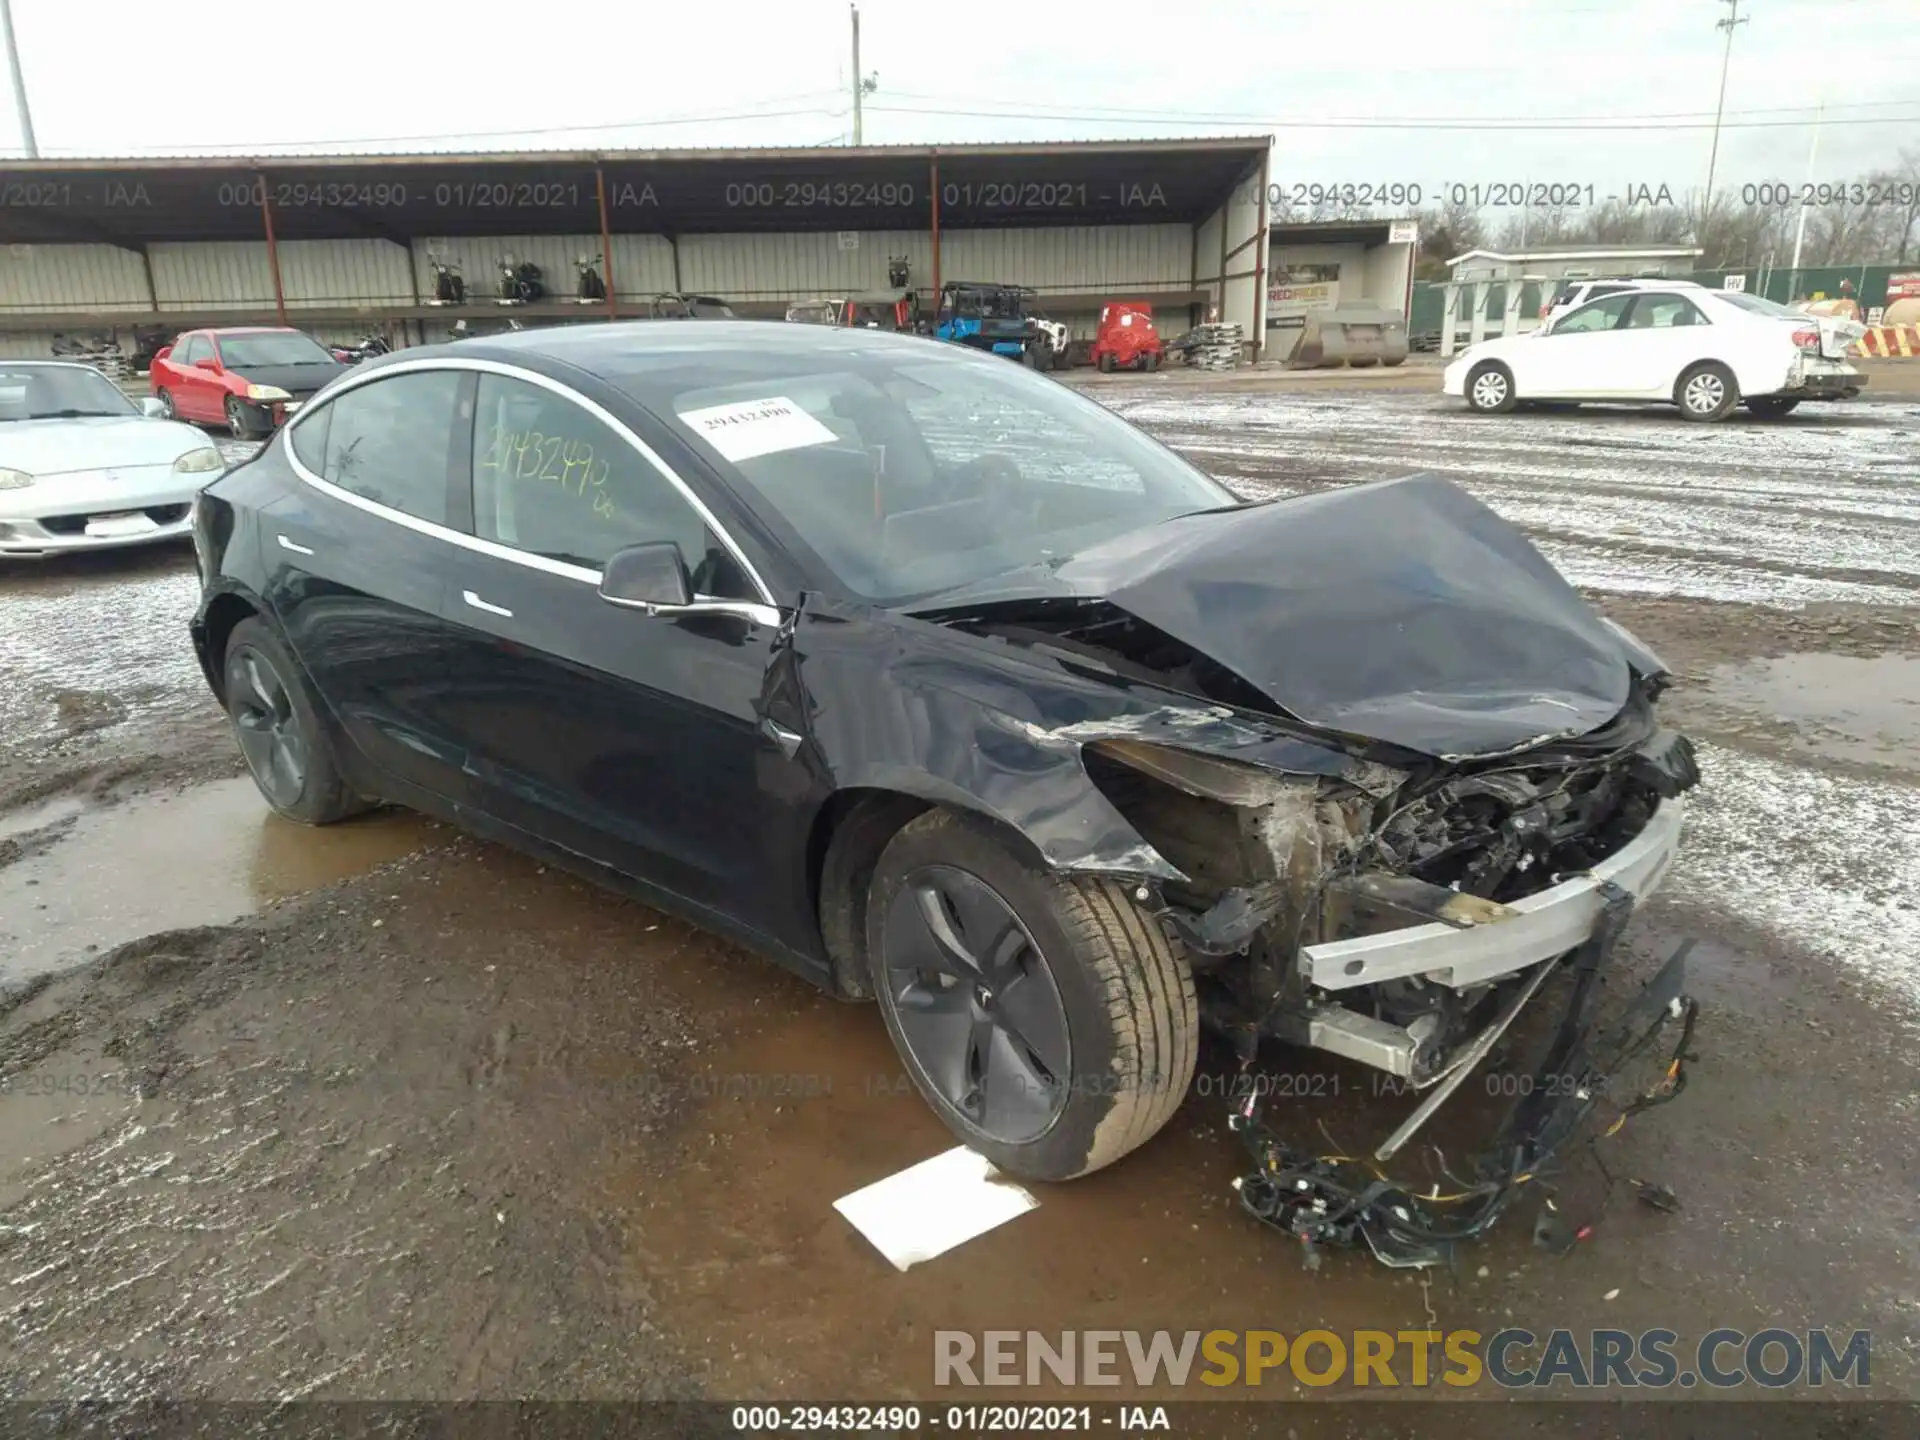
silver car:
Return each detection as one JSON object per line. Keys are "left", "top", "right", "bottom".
{"left": 0, "top": 361, "right": 226, "bottom": 557}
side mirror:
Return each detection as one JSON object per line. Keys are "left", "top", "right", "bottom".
{"left": 599, "top": 541, "right": 693, "bottom": 611}
{"left": 201, "top": 356, "right": 223, "bottom": 372}
{"left": 139, "top": 397, "right": 167, "bottom": 418}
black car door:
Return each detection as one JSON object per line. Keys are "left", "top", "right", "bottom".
{"left": 433, "top": 368, "right": 794, "bottom": 937}
{"left": 266, "top": 367, "right": 476, "bottom": 808}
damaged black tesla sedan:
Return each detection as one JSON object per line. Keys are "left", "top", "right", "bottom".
{"left": 189, "top": 320, "right": 1698, "bottom": 1207}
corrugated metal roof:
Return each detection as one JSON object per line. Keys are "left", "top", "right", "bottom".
{"left": 10, "top": 136, "right": 1272, "bottom": 168}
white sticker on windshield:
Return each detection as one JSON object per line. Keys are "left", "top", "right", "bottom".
{"left": 677, "top": 395, "right": 838, "bottom": 463}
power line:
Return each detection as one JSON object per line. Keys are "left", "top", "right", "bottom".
{"left": 863, "top": 101, "right": 1918, "bottom": 132}
{"left": 876, "top": 89, "right": 1918, "bottom": 124}
{"left": 30, "top": 96, "right": 849, "bottom": 157}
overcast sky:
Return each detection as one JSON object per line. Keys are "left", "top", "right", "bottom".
{"left": 3, "top": 0, "right": 1916, "bottom": 198}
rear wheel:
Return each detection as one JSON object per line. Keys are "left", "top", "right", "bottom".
{"left": 1746, "top": 396, "right": 1801, "bottom": 419}
{"left": 866, "top": 809, "right": 1197, "bottom": 1182}
{"left": 1143, "top": 351, "right": 1160, "bottom": 372}
{"left": 222, "top": 618, "right": 371, "bottom": 826}
{"left": 1465, "top": 361, "right": 1517, "bottom": 414}
{"left": 1676, "top": 362, "right": 1738, "bottom": 422}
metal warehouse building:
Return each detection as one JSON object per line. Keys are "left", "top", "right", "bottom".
{"left": 0, "top": 138, "right": 1272, "bottom": 357}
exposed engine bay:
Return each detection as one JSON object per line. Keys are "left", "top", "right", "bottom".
{"left": 931, "top": 591, "right": 1703, "bottom": 1266}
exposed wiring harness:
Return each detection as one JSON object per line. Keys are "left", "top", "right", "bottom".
{"left": 1231, "top": 892, "right": 1698, "bottom": 1269}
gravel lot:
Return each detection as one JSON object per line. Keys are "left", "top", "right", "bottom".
{"left": 1, "top": 382, "right": 1917, "bottom": 1433}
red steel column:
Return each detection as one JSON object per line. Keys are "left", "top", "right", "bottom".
{"left": 256, "top": 170, "right": 288, "bottom": 326}
{"left": 595, "top": 164, "right": 619, "bottom": 321}
{"left": 929, "top": 153, "right": 941, "bottom": 299}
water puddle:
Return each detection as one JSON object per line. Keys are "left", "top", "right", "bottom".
{"left": 1700, "top": 652, "right": 1920, "bottom": 769}
{"left": 0, "top": 777, "right": 433, "bottom": 983}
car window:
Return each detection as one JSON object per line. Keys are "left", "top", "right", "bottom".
{"left": 1623, "top": 294, "right": 1708, "bottom": 329}
{"left": 176, "top": 336, "right": 206, "bottom": 365}
{"left": 288, "top": 403, "right": 331, "bottom": 472}
{"left": 218, "top": 332, "right": 339, "bottom": 368}
{"left": 0, "top": 365, "right": 136, "bottom": 420}
{"left": 1717, "top": 292, "right": 1802, "bottom": 319}
{"left": 470, "top": 373, "right": 754, "bottom": 596}
{"left": 318, "top": 370, "right": 463, "bottom": 526}
{"left": 1550, "top": 294, "right": 1634, "bottom": 335}
{"left": 609, "top": 343, "right": 1232, "bottom": 605}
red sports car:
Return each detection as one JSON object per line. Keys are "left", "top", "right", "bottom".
{"left": 149, "top": 327, "right": 348, "bottom": 439}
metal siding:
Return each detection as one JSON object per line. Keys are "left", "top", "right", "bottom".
{"left": 0, "top": 244, "right": 149, "bottom": 312}
{"left": 149, "top": 242, "right": 278, "bottom": 310}
{"left": 275, "top": 239, "right": 414, "bottom": 305}
{"left": 0, "top": 333, "right": 58, "bottom": 358}
{"left": 409, "top": 234, "right": 675, "bottom": 304}
{"left": 942, "top": 225, "right": 1190, "bottom": 295}
{"left": 678, "top": 231, "right": 932, "bottom": 300}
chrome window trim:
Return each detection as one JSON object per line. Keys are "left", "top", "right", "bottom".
{"left": 280, "top": 355, "right": 781, "bottom": 611}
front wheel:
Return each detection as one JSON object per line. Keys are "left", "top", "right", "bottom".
{"left": 222, "top": 618, "right": 372, "bottom": 826}
{"left": 866, "top": 809, "right": 1198, "bottom": 1183}
{"left": 1097, "top": 352, "right": 1116, "bottom": 373}
{"left": 1676, "top": 362, "right": 1739, "bottom": 422}
{"left": 1464, "top": 361, "right": 1517, "bottom": 414}
{"left": 225, "top": 396, "right": 260, "bottom": 440}
{"left": 1746, "top": 396, "right": 1801, "bottom": 419}
{"left": 155, "top": 388, "right": 175, "bottom": 420}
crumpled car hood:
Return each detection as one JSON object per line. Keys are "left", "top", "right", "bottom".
{"left": 927, "top": 474, "right": 1635, "bottom": 759}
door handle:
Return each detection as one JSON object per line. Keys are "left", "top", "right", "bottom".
{"left": 462, "top": 589, "right": 514, "bottom": 618}
{"left": 276, "top": 534, "right": 315, "bottom": 556}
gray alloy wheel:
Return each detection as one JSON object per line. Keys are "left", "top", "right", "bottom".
{"left": 221, "top": 617, "right": 372, "bottom": 825}
{"left": 1676, "top": 362, "right": 1738, "bottom": 422}
{"left": 1465, "top": 361, "right": 1517, "bottom": 414}
{"left": 225, "top": 395, "right": 255, "bottom": 439}
{"left": 866, "top": 808, "right": 1198, "bottom": 1182}
{"left": 226, "top": 642, "right": 308, "bottom": 812}
{"left": 156, "top": 388, "right": 175, "bottom": 419}
{"left": 879, "top": 862, "right": 1072, "bottom": 1146}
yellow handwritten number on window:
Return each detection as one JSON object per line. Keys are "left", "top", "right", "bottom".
{"left": 481, "top": 423, "right": 616, "bottom": 523}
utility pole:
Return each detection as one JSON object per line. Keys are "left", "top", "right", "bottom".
{"left": 1789, "top": 94, "right": 1824, "bottom": 291}
{"left": 850, "top": 4, "right": 877, "bottom": 146}
{"left": 0, "top": 0, "right": 38, "bottom": 160}
{"left": 1701, "top": 0, "right": 1747, "bottom": 257}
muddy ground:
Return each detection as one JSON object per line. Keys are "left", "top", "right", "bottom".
{"left": 1, "top": 382, "right": 1917, "bottom": 1434}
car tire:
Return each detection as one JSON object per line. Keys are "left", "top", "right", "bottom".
{"left": 156, "top": 388, "right": 175, "bottom": 420}
{"left": 865, "top": 807, "right": 1198, "bottom": 1183}
{"left": 1144, "top": 351, "right": 1160, "bottom": 372}
{"left": 1676, "top": 362, "right": 1738, "bottom": 422}
{"left": 222, "top": 617, "right": 373, "bottom": 826}
{"left": 1021, "top": 344, "right": 1041, "bottom": 369}
{"left": 1746, "top": 396, "right": 1801, "bottom": 419}
{"left": 225, "top": 396, "right": 260, "bottom": 440}
{"left": 1097, "top": 353, "right": 1115, "bottom": 373}
{"left": 1464, "top": 361, "right": 1517, "bottom": 414}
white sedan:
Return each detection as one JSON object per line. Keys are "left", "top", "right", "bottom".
{"left": 1443, "top": 284, "right": 1865, "bottom": 422}
{"left": 0, "top": 360, "right": 226, "bottom": 557}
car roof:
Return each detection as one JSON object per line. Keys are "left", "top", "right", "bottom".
{"left": 203, "top": 326, "right": 303, "bottom": 336}
{"left": 1566, "top": 277, "right": 1700, "bottom": 289}
{"left": 412, "top": 318, "right": 954, "bottom": 368}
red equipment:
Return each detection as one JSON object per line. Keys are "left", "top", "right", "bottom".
{"left": 1090, "top": 302, "right": 1163, "bottom": 372}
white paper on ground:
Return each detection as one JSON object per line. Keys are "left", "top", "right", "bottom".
{"left": 676, "top": 395, "right": 838, "bottom": 463}
{"left": 833, "top": 1146, "right": 1038, "bottom": 1272}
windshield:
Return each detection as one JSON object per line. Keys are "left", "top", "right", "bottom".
{"left": 611, "top": 341, "right": 1234, "bottom": 605}
{"left": 0, "top": 365, "right": 137, "bottom": 420}
{"left": 216, "top": 332, "right": 338, "bottom": 367}
{"left": 1716, "top": 292, "right": 1804, "bottom": 319}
